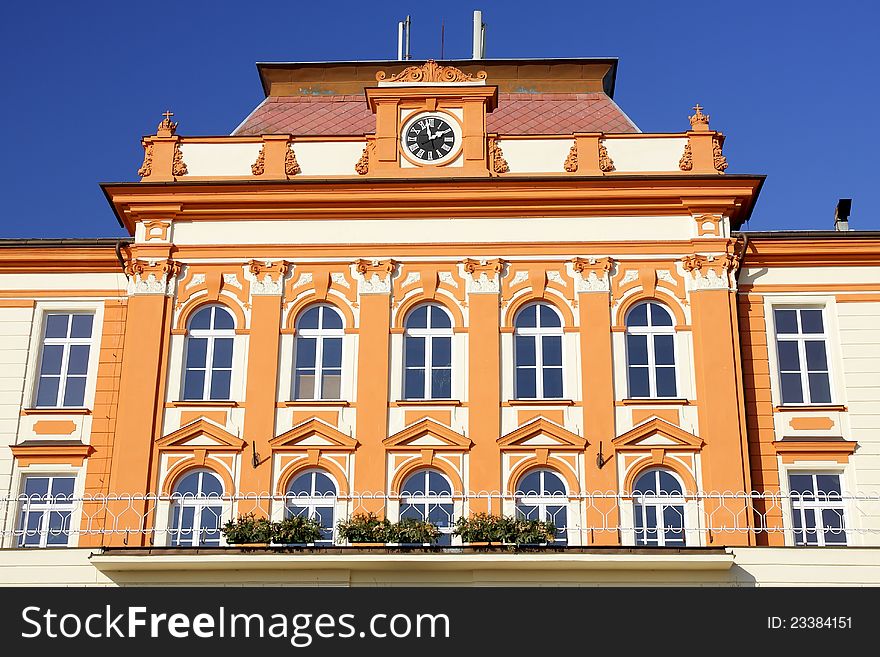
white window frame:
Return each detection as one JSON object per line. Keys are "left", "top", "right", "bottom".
{"left": 283, "top": 469, "right": 339, "bottom": 544}
{"left": 513, "top": 302, "right": 565, "bottom": 400}
{"left": 514, "top": 468, "right": 570, "bottom": 544}
{"left": 168, "top": 469, "right": 226, "bottom": 547}
{"left": 293, "top": 304, "right": 345, "bottom": 401}
{"left": 403, "top": 303, "right": 454, "bottom": 400}
{"left": 630, "top": 468, "right": 688, "bottom": 547}
{"left": 398, "top": 469, "right": 455, "bottom": 543}
{"left": 624, "top": 301, "right": 678, "bottom": 399}
{"left": 182, "top": 305, "right": 236, "bottom": 402}
{"left": 771, "top": 305, "right": 834, "bottom": 405}
{"left": 10, "top": 467, "right": 83, "bottom": 549}
{"left": 784, "top": 470, "right": 849, "bottom": 547}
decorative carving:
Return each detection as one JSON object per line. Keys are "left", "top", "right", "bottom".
{"left": 137, "top": 144, "right": 153, "bottom": 178}
{"left": 185, "top": 273, "right": 206, "bottom": 291}
{"left": 688, "top": 103, "right": 710, "bottom": 131}
{"left": 564, "top": 142, "right": 578, "bottom": 173}
{"left": 570, "top": 257, "right": 614, "bottom": 293}
{"left": 679, "top": 142, "right": 693, "bottom": 171}
{"left": 620, "top": 270, "right": 639, "bottom": 286}
{"left": 124, "top": 257, "right": 180, "bottom": 296}
{"left": 157, "top": 110, "right": 178, "bottom": 136}
{"left": 681, "top": 253, "right": 737, "bottom": 290}
{"left": 285, "top": 144, "right": 301, "bottom": 176}
{"left": 461, "top": 258, "right": 504, "bottom": 294}
{"left": 402, "top": 271, "right": 421, "bottom": 288}
{"left": 171, "top": 143, "right": 187, "bottom": 177}
{"left": 598, "top": 142, "right": 615, "bottom": 172}
{"left": 330, "top": 272, "right": 350, "bottom": 289}
{"left": 355, "top": 259, "right": 396, "bottom": 294}
{"left": 222, "top": 273, "right": 243, "bottom": 290}
{"left": 656, "top": 270, "right": 677, "bottom": 286}
{"left": 437, "top": 271, "right": 458, "bottom": 288}
{"left": 376, "top": 59, "right": 487, "bottom": 84}
{"left": 488, "top": 137, "right": 508, "bottom": 175}
{"left": 355, "top": 142, "right": 373, "bottom": 175}
{"left": 290, "top": 272, "right": 314, "bottom": 291}
{"left": 251, "top": 146, "right": 265, "bottom": 176}
{"left": 142, "top": 220, "right": 170, "bottom": 242}
{"left": 713, "top": 138, "right": 728, "bottom": 172}
{"left": 247, "top": 260, "right": 289, "bottom": 296}
{"left": 547, "top": 271, "right": 567, "bottom": 287}
{"left": 510, "top": 271, "right": 529, "bottom": 286}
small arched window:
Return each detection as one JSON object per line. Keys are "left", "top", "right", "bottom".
{"left": 169, "top": 469, "right": 224, "bottom": 547}
{"left": 399, "top": 469, "right": 454, "bottom": 545}
{"left": 514, "top": 302, "right": 563, "bottom": 399}
{"left": 625, "top": 302, "right": 677, "bottom": 398}
{"left": 183, "top": 305, "right": 235, "bottom": 401}
{"left": 514, "top": 468, "right": 568, "bottom": 544}
{"left": 632, "top": 468, "right": 686, "bottom": 547}
{"left": 294, "top": 305, "right": 344, "bottom": 400}
{"left": 285, "top": 469, "right": 338, "bottom": 544}
{"left": 403, "top": 303, "right": 453, "bottom": 400}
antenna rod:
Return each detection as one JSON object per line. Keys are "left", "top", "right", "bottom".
{"left": 397, "top": 21, "right": 404, "bottom": 61}
{"left": 472, "top": 10, "right": 482, "bottom": 59}
{"left": 405, "top": 15, "right": 411, "bottom": 60}
{"left": 440, "top": 19, "right": 445, "bottom": 59}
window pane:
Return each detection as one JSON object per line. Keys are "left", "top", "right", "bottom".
{"left": 663, "top": 505, "right": 685, "bottom": 545}
{"left": 321, "top": 371, "right": 341, "bottom": 399}
{"left": 185, "top": 338, "right": 208, "bottom": 368}
{"left": 201, "top": 506, "right": 222, "bottom": 545}
{"left": 542, "top": 335, "right": 562, "bottom": 367}
{"left": 24, "top": 477, "right": 50, "bottom": 498}
{"left": 543, "top": 471, "right": 566, "bottom": 495}
{"left": 538, "top": 304, "right": 560, "bottom": 327}
{"left": 183, "top": 369, "right": 206, "bottom": 400}
{"left": 322, "top": 338, "right": 342, "bottom": 368}
{"left": 517, "top": 471, "right": 541, "bottom": 495}
{"left": 313, "top": 472, "right": 336, "bottom": 496}
{"left": 295, "top": 337, "right": 317, "bottom": 369}
{"left": 431, "top": 368, "right": 451, "bottom": 398}
{"left": 655, "top": 367, "right": 677, "bottom": 398}
{"left": 21, "top": 512, "right": 43, "bottom": 547}
{"left": 50, "top": 478, "right": 75, "bottom": 498}
{"left": 800, "top": 309, "right": 824, "bottom": 334}
{"left": 321, "top": 308, "right": 343, "bottom": 330}
{"left": 804, "top": 341, "right": 828, "bottom": 371}
{"left": 515, "top": 335, "right": 536, "bottom": 366}
{"left": 428, "top": 471, "right": 452, "bottom": 495}
{"left": 406, "top": 305, "right": 428, "bottom": 329}
{"left": 404, "top": 368, "right": 425, "bottom": 399}
{"left": 36, "top": 376, "right": 60, "bottom": 407}
{"left": 429, "top": 305, "right": 452, "bottom": 329}
{"left": 288, "top": 474, "right": 312, "bottom": 496}
{"left": 815, "top": 474, "right": 842, "bottom": 497}
{"left": 626, "top": 334, "right": 648, "bottom": 366}
{"left": 201, "top": 473, "right": 223, "bottom": 497}
{"left": 67, "top": 344, "right": 90, "bottom": 376}
{"left": 516, "top": 504, "right": 539, "bottom": 521}
{"left": 542, "top": 367, "right": 563, "bottom": 398}
{"left": 654, "top": 334, "right": 675, "bottom": 366}
{"left": 780, "top": 373, "right": 804, "bottom": 404}
{"left": 189, "top": 308, "right": 212, "bottom": 330}
{"left": 658, "top": 471, "right": 682, "bottom": 495}
{"left": 514, "top": 304, "right": 536, "bottom": 329}
{"left": 405, "top": 336, "right": 425, "bottom": 367}
{"left": 174, "top": 472, "right": 201, "bottom": 496}
{"left": 46, "top": 511, "right": 70, "bottom": 546}
{"left": 788, "top": 474, "right": 814, "bottom": 496}
{"left": 428, "top": 503, "right": 454, "bottom": 528}
{"left": 774, "top": 309, "right": 798, "bottom": 334}
{"left": 649, "top": 303, "right": 673, "bottom": 327}
{"left": 70, "top": 314, "right": 93, "bottom": 339}
{"left": 633, "top": 471, "right": 657, "bottom": 495}
{"left": 401, "top": 473, "right": 425, "bottom": 495}
{"left": 210, "top": 370, "right": 231, "bottom": 400}
{"left": 626, "top": 304, "right": 648, "bottom": 327}
{"left": 212, "top": 308, "right": 234, "bottom": 330}
{"left": 432, "top": 336, "right": 451, "bottom": 367}
{"left": 212, "top": 338, "right": 233, "bottom": 369}
{"left": 45, "top": 314, "right": 70, "bottom": 338}
{"left": 62, "top": 376, "right": 87, "bottom": 407}
{"left": 821, "top": 509, "right": 847, "bottom": 545}
{"left": 808, "top": 373, "right": 832, "bottom": 404}
{"left": 628, "top": 366, "right": 650, "bottom": 398}
{"left": 295, "top": 371, "right": 315, "bottom": 399}
{"left": 40, "top": 345, "right": 64, "bottom": 375}
{"left": 298, "top": 307, "right": 320, "bottom": 330}
{"left": 516, "top": 367, "right": 536, "bottom": 399}
{"left": 777, "top": 341, "right": 801, "bottom": 372}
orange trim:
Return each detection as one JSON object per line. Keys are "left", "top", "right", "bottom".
{"left": 774, "top": 405, "right": 847, "bottom": 413}
{"left": 162, "top": 463, "right": 234, "bottom": 496}
{"left": 32, "top": 420, "right": 77, "bottom": 436}
{"left": 836, "top": 293, "right": 880, "bottom": 303}
{"left": 175, "top": 299, "right": 246, "bottom": 332}
{"left": 498, "top": 417, "right": 587, "bottom": 449}
{"left": 618, "top": 398, "right": 690, "bottom": 406}
{"left": 156, "top": 418, "right": 246, "bottom": 451}
{"left": 21, "top": 408, "right": 91, "bottom": 416}
{"left": 613, "top": 417, "right": 703, "bottom": 450}
{"left": 614, "top": 292, "right": 686, "bottom": 328}
{"left": 392, "top": 294, "right": 465, "bottom": 329}
{"left": 285, "top": 296, "right": 356, "bottom": 332}
{"left": 0, "top": 299, "right": 35, "bottom": 307}
{"left": 392, "top": 399, "right": 462, "bottom": 407}
{"left": 270, "top": 418, "right": 358, "bottom": 451}
{"left": 167, "top": 400, "right": 239, "bottom": 408}
{"left": 504, "top": 399, "right": 575, "bottom": 406}
{"left": 503, "top": 293, "right": 575, "bottom": 329}
{"left": 773, "top": 440, "right": 857, "bottom": 464}
{"left": 282, "top": 400, "right": 350, "bottom": 407}
{"left": 740, "top": 283, "right": 880, "bottom": 293}
{"left": 506, "top": 460, "right": 579, "bottom": 496}
{"left": 11, "top": 443, "right": 94, "bottom": 468}
{"left": 623, "top": 458, "right": 697, "bottom": 494}
{"left": 383, "top": 418, "right": 472, "bottom": 450}
{"left": 275, "top": 458, "right": 350, "bottom": 496}
{"left": 390, "top": 461, "right": 464, "bottom": 496}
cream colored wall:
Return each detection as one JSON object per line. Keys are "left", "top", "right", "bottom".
{"left": 0, "top": 307, "right": 35, "bottom": 501}
{"left": 495, "top": 139, "right": 571, "bottom": 174}
{"left": 179, "top": 143, "right": 263, "bottom": 177}
{"left": 740, "top": 266, "right": 880, "bottom": 287}
{"left": 602, "top": 137, "right": 688, "bottom": 173}
{"left": 0, "top": 273, "right": 127, "bottom": 291}
{"left": 294, "top": 141, "right": 368, "bottom": 176}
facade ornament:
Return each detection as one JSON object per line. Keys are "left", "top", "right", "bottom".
{"left": 510, "top": 271, "right": 529, "bottom": 287}
{"left": 285, "top": 144, "right": 301, "bottom": 176}
{"left": 437, "top": 271, "right": 458, "bottom": 288}
{"left": 713, "top": 138, "right": 728, "bottom": 172}
{"left": 171, "top": 143, "right": 187, "bottom": 177}
{"left": 376, "top": 59, "right": 487, "bottom": 84}
{"left": 247, "top": 259, "right": 289, "bottom": 296}
{"left": 124, "top": 257, "right": 180, "bottom": 296}
{"left": 355, "top": 141, "right": 373, "bottom": 175}
{"left": 688, "top": 103, "right": 710, "bottom": 131}
{"left": 222, "top": 273, "right": 243, "bottom": 290}
{"left": 157, "top": 110, "right": 178, "bottom": 137}
{"left": 547, "top": 271, "right": 567, "bottom": 287}
{"left": 488, "top": 137, "right": 508, "bottom": 175}
{"left": 355, "top": 259, "right": 396, "bottom": 294}
{"left": 563, "top": 141, "right": 578, "bottom": 172}
{"left": 679, "top": 142, "right": 693, "bottom": 171}
{"left": 137, "top": 144, "right": 153, "bottom": 178}
{"left": 598, "top": 142, "right": 615, "bottom": 172}
{"left": 290, "top": 272, "right": 313, "bottom": 291}
{"left": 569, "top": 257, "right": 614, "bottom": 293}
{"left": 681, "top": 253, "right": 736, "bottom": 290}
{"left": 461, "top": 258, "right": 505, "bottom": 294}
{"left": 251, "top": 146, "right": 265, "bottom": 176}
{"left": 401, "top": 271, "right": 421, "bottom": 288}
{"left": 330, "top": 272, "right": 350, "bottom": 289}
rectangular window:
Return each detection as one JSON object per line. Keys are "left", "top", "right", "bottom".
{"left": 17, "top": 475, "right": 76, "bottom": 547}
{"left": 788, "top": 472, "right": 847, "bottom": 546}
{"left": 774, "top": 308, "right": 832, "bottom": 405}
{"left": 35, "top": 313, "right": 94, "bottom": 408}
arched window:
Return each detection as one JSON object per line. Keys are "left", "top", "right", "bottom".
{"left": 632, "top": 468, "right": 686, "bottom": 546}
{"left": 169, "top": 469, "right": 224, "bottom": 547}
{"left": 403, "top": 303, "right": 453, "bottom": 400}
{"left": 399, "top": 469, "right": 454, "bottom": 545}
{"left": 183, "top": 305, "right": 235, "bottom": 401}
{"left": 285, "top": 469, "right": 338, "bottom": 544}
{"left": 625, "top": 302, "right": 677, "bottom": 398}
{"left": 514, "top": 302, "right": 563, "bottom": 399}
{"left": 515, "top": 468, "right": 568, "bottom": 544}
{"left": 294, "top": 305, "right": 344, "bottom": 400}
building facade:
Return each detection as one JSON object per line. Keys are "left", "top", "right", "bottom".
{"left": 1, "top": 58, "right": 879, "bottom": 585}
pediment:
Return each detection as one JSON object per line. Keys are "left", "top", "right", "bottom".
{"left": 613, "top": 417, "right": 704, "bottom": 450}
{"left": 157, "top": 418, "right": 245, "bottom": 451}
{"left": 383, "top": 418, "right": 472, "bottom": 450}
{"left": 497, "top": 417, "right": 587, "bottom": 450}
{"left": 270, "top": 418, "right": 358, "bottom": 451}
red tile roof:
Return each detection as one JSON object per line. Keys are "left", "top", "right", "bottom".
{"left": 233, "top": 92, "right": 638, "bottom": 136}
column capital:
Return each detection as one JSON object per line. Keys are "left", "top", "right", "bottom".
{"left": 461, "top": 258, "right": 505, "bottom": 294}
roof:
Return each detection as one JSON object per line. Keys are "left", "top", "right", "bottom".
{"left": 233, "top": 92, "right": 639, "bottom": 136}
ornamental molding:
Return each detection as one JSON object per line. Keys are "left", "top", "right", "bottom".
{"left": 171, "top": 143, "right": 187, "bottom": 177}
{"left": 251, "top": 146, "right": 265, "bottom": 176}
{"left": 355, "top": 140, "right": 374, "bottom": 175}
{"left": 488, "top": 137, "right": 508, "bottom": 175}
{"left": 137, "top": 143, "right": 153, "bottom": 178}
{"left": 598, "top": 142, "right": 615, "bottom": 172}
{"left": 222, "top": 273, "right": 242, "bottom": 290}
{"left": 124, "top": 257, "right": 180, "bottom": 296}
{"left": 376, "top": 59, "right": 487, "bottom": 84}
{"left": 246, "top": 259, "right": 290, "bottom": 296}
{"left": 355, "top": 259, "right": 396, "bottom": 295}
{"left": 713, "top": 138, "right": 728, "bottom": 172}
{"left": 681, "top": 253, "right": 738, "bottom": 290}
{"left": 330, "top": 272, "right": 350, "bottom": 289}
{"left": 688, "top": 104, "right": 710, "bottom": 131}
{"left": 156, "top": 111, "right": 178, "bottom": 137}
{"left": 679, "top": 142, "right": 693, "bottom": 171}
{"left": 460, "top": 258, "right": 505, "bottom": 295}
{"left": 563, "top": 142, "right": 578, "bottom": 173}
{"left": 569, "top": 257, "right": 614, "bottom": 293}
{"left": 510, "top": 271, "right": 529, "bottom": 287}
{"left": 290, "top": 272, "right": 313, "bottom": 291}
{"left": 437, "top": 271, "right": 458, "bottom": 289}
{"left": 547, "top": 271, "right": 567, "bottom": 288}
{"left": 285, "top": 144, "right": 301, "bottom": 176}
{"left": 401, "top": 271, "right": 421, "bottom": 288}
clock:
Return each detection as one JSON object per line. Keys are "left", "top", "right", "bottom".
{"left": 400, "top": 112, "right": 460, "bottom": 165}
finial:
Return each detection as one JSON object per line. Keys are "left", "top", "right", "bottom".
{"left": 688, "top": 103, "right": 710, "bottom": 131}
{"left": 157, "top": 110, "right": 178, "bottom": 136}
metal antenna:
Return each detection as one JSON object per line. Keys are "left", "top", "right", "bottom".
{"left": 440, "top": 19, "right": 445, "bottom": 59}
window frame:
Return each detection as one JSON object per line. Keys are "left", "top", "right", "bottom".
{"left": 513, "top": 302, "right": 565, "bottom": 400}
{"left": 284, "top": 468, "right": 339, "bottom": 544}
{"left": 292, "top": 304, "right": 345, "bottom": 401}
{"left": 402, "top": 303, "right": 454, "bottom": 400}
{"left": 168, "top": 469, "right": 225, "bottom": 547}
{"left": 398, "top": 468, "right": 455, "bottom": 545}
{"left": 182, "top": 305, "right": 236, "bottom": 402}
{"left": 772, "top": 305, "right": 834, "bottom": 406}
{"left": 630, "top": 467, "right": 687, "bottom": 547}
{"left": 624, "top": 301, "right": 678, "bottom": 399}
{"left": 15, "top": 473, "right": 78, "bottom": 548}
{"left": 785, "top": 470, "right": 849, "bottom": 547}
{"left": 514, "top": 468, "right": 569, "bottom": 545}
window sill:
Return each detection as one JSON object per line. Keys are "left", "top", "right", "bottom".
{"left": 393, "top": 399, "right": 463, "bottom": 407}
{"left": 619, "top": 398, "right": 690, "bottom": 406}
{"left": 20, "top": 408, "right": 91, "bottom": 416}
{"left": 774, "top": 404, "right": 847, "bottom": 413}
{"left": 772, "top": 439, "right": 857, "bottom": 463}
{"left": 168, "top": 400, "right": 239, "bottom": 408}
{"left": 505, "top": 399, "right": 575, "bottom": 406}
{"left": 282, "top": 400, "right": 350, "bottom": 407}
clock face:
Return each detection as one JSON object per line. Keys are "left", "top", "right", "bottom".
{"left": 401, "top": 114, "right": 458, "bottom": 164}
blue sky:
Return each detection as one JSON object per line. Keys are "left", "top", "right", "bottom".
{"left": 1, "top": 0, "right": 878, "bottom": 237}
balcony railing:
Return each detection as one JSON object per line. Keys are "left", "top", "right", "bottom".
{"left": 2, "top": 491, "right": 877, "bottom": 549}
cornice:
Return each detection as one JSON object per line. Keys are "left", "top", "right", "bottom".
{"left": 741, "top": 236, "right": 880, "bottom": 268}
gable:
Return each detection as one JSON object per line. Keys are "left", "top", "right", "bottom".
{"left": 497, "top": 418, "right": 587, "bottom": 450}
{"left": 383, "top": 418, "right": 472, "bottom": 450}
{"left": 157, "top": 418, "right": 245, "bottom": 451}
{"left": 613, "top": 417, "right": 703, "bottom": 450}
{"left": 270, "top": 418, "right": 358, "bottom": 451}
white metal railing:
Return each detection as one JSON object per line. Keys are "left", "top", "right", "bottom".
{"left": 1, "top": 491, "right": 877, "bottom": 549}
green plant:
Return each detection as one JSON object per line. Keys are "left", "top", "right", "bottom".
{"left": 336, "top": 512, "right": 393, "bottom": 543}
{"left": 388, "top": 517, "right": 442, "bottom": 544}
{"left": 511, "top": 518, "right": 557, "bottom": 545}
{"left": 221, "top": 512, "right": 274, "bottom": 544}
{"left": 273, "top": 515, "right": 324, "bottom": 544}
{"left": 453, "top": 513, "right": 556, "bottom": 545}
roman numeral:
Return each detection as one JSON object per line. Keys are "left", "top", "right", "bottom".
{"left": 409, "top": 143, "right": 419, "bottom": 152}
{"left": 407, "top": 136, "right": 417, "bottom": 142}
{"left": 417, "top": 149, "right": 425, "bottom": 158}
{"left": 427, "top": 118, "right": 435, "bottom": 126}
{"left": 427, "top": 151, "right": 434, "bottom": 160}
{"left": 444, "top": 136, "right": 453, "bottom": 142}
{"left": 441, "top": 144, "right": 451, "bottom": 151}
